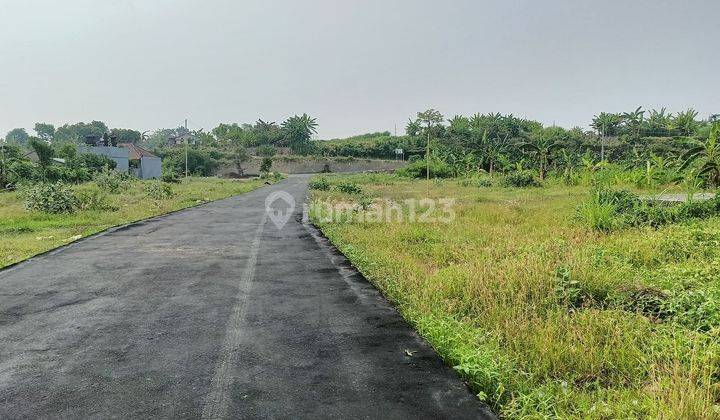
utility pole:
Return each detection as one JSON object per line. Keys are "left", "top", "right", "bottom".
{"left": 184, "top": 118, "right": 188, "bottom": 178}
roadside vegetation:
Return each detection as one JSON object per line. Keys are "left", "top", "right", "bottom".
{"left": 0, "top": 177, "right": 269, "bottom": 269}
{"left": 309, "top": 109, "right": 720, "bottom": 418}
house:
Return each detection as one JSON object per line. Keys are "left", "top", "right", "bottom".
{"left": 77, "top": 145, "right": 130, "bottom": 172}
{"left": 120, "top": 143, "right": 162, "bottom": 179}
{"left": 77, "top": 144, "right": 161, "bottom": 180}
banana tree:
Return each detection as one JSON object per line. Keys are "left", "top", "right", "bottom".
{"left": 519, "top": 134, "right": 562, "bottom": 180}
{"left": 680, "top": 123, "right": 720, "bottom": 187}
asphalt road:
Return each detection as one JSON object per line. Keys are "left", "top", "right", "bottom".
{"left": 0, "top": 175, "right": 493, "bottom": 419}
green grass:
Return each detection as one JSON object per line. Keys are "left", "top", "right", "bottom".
{"left": 0, "top": 177, "right": 269, "bottom": 268}
{"left": 310, "top": 174, "right": 720, "bottom": 418}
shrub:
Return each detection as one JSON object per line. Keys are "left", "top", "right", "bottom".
{"left": 309, "top": 177, "right": 331, "bottom": 191}
{"left": 23, "top": 183, "right": 78, "bottom": 214}
{"left": 161, "top": 168, "right": 181, "bottom": 183}
{"left": 396, "top": 159, "right": 453, "bottom": 179}
{"left": 260, "top": 157, "right": 273, "bottom": 173}
{"left": 145, "top": 182, "right": 174, "bottom": 200}
{"left": 335, "top": 181, "right": 363, "bottom": 194}
{"left": 95, "top": 169, "right": 131, "bottom": 193}
{"left": 77, "top": 187, "right": 117, "bottom": 211}
{"left": 501, "top": 170, "right": 541, "bottom": 188}
{"left": 459, "top": 177, "right": 493, "bottom": 188}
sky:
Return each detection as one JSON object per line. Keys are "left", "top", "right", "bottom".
{"left": 0, "top": 0, "right": 718, "bottom": 139}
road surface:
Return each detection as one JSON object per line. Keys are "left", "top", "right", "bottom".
{"left": 0, "top": 175, "right": 493, "bottom": 419}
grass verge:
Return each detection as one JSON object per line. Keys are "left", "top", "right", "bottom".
{"left": 310, "top": 173, "right": 720, "bottom": 418}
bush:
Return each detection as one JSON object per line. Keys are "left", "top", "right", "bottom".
{"left": 95, "top": 169, "right": 132, "bottom": 193}
{"left": 396, "top": 159, "right": 453, "bottom": 179}
{"left": 459, "top": 177, "right": 493, "bottom": 188}
{"left": 260, "top": 157, "right": 273, "bottom": 173}
{"left": 145, "top": 182, "right": 174, "bottom": 200}
{"left": 309, "top": 177, "right": 331, "bottom": 191}
{"left": 335, "top": 181, "right": 363, "bottom": 194}
{"left": 77, "top": 187, "right": 117, "bottom": 211}
{"left": 501, "top": 171, "right": 541, "bottom": 188}
{"left": 161, "top": 168, "right": 181, "bottom": 183}
{"left": 23, "top": 183, "right": 78, "bottom": 214}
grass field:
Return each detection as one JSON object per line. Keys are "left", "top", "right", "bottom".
{"left": 310, "top": 174, "right": 720, "bottom": 418}
{"left": 0, "top": 177, "right": 268, "bottom": 269}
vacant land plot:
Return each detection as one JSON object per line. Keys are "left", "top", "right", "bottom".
{"left": 0, "top": 178, "right": 267, "bottom": 268}
{"left": 310, "top": 174, "right": 720, "bottom": 418}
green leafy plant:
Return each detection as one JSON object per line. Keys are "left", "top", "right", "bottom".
{"left": 309, "top": 177, "right": 331, "bottom": 191}
{"left": 145, "top": 182, "right": 174, "bottom": 200}
{"left": 501, "top": 171, "right": 540, "bottom": 188}
{"left": 335, "top": 181, "right": 363, "bottom": 194}
{"left": 95, "top": 169, "right": 132, "bottom": 193}
{"left": 22, "top": 182, "right": 78, "bottom": 214}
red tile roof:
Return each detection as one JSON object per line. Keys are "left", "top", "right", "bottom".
{"left": 119, "top": 143, "right": 159, "bottom": 160}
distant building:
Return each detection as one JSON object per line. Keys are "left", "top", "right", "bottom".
{"left": 77, "top": 145, "right": 130, "bottom": 172}
{"left": 77, "top": 144, "right": 161, "bottom": 179}
{"left": 121, "top": 143, "right": 162, "bottom": 179}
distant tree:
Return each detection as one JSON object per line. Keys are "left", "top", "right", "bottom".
{"left": 591, "top": 112, "right": 622, "bottom": 161}
{"left": 416, "top": 109, "right": 444, "bottom": 181}
{"left": 54, "top": 121, "right": 109, "bottom": 143}
{"left": 110, "top": 128, "right": 142, "bottom": 144}
{"left": 232, "top": 144, "right": 250, "bottom": 175}
{"left": 672, "top": 108, "right": 699, "bottom": 137}
{"left": 405, "top": 119, "right": 421, "bottom": 136}
{"left": 281, "top": 114, "right": 318, "bottom": 154}
{"left": 680, "top": 122, "right": 720, "bottom": 186}
{"left": 254, "top": 119, "right": 281, "bottom": 145}
{"left": 644, "top": 108, "right": 672, "bottom": 137}
{"left": 621, "top": 107, "right": 644, "bottom": 139}
{"left": 6, "top": 128, "right": 29, "bottom": 146}
{"left": 28, "top": 138, "right": 54, "bottom": 168}
{"left": 34, "top": 123, "right": 55, "bottom": 142}
{"left": 519, "top": 130, "right": 562, "bottom": 180}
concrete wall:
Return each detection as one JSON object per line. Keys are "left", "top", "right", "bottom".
{"left": 220, "top": 157, "right": 406, "bottom": 176}
{"left": 139, "top": 157, "right": 162, "bottom": 179}
{"left": 77, "top": 146, "right": 129, "bottom": 172}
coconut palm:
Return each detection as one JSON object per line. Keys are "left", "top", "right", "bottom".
{"left": 680, "top": 122, "right": 720, "bottom": 187}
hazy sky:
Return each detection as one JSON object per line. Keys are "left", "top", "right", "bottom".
{"left": 1, "top": 0, "right": 718, "bottom": 139}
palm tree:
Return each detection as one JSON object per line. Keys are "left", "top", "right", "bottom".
{"left": 591, "top": 112, "right": 622, "bottom": 161}
{"left": 519, "top": 131, "right": 562, "bottom": 180}
{"left": 680, "top": 123, "right": 720, "bottom": 187}
{"left": 281, "top": 114, "right": 317, "bottom": 154}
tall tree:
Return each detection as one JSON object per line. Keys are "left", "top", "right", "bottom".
{"left": 5, "top": 128, "right": 29, "bottom": 146}
{"left": 281, "top": 114, "right": 318, "bottom": 154}
{"left": 519, "top": 129, "right": 562, "bottom": 180}
{"left": 591, "top": 112, "right": 622, "bottom": 161}
{"left": 416, "top": 109, "right": 444, "bottom": 180}
{"left": 33, "top": 123, "right": 55, "bottom": 142}
{"left": 621, "top": 107, "right": 644, "bottom": 139}
{"left": 672, "top": 108, "right": 699, "bottom": 137}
